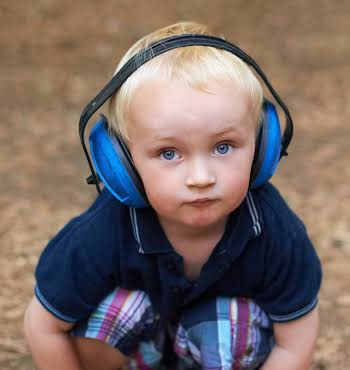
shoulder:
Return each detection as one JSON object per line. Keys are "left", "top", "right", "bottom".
{"left": 36, "top": 187, "right": 134, "bottom": 295}
{"left": 71, "top": 187, "right": 127, "bottom": 230}
{"left": 35, "top": 189, "right": 134, "bottom": 321}
{"left": 252, "top": 182, "right": 307, "bottom": 243}
{"left": 49, "top": 188, "right": 130, "bottom": 247}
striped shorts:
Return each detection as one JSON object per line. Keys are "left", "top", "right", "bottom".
{"left": 71, "top": 288, "right": 273, "bottom": 369}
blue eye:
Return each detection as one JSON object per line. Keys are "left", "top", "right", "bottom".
{"left": 160, "top": 150, "right": 178, "bottom": 160}
{"left": 215, "top": 143, "right": 232, "bottom": 155}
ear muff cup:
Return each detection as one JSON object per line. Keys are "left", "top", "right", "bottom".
{"left": 250, "top": 101, "right": 282, "bottom": 189}
{"left": 89, "top": 115, "right": 148, "bottom": 208}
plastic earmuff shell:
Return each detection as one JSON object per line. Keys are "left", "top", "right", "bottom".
{"left": 250, "top": 101, "right": 282, "bottom": 189}
{"left": 89, "top": 115, "right": 148, "bottom": 208}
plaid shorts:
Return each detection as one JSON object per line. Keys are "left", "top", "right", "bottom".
{"left": 71, "top": 288, "right": 273, "bottom": 369}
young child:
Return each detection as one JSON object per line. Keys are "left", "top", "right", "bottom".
{"left": 24, "top": 22, "right": 322, "bottom": 370}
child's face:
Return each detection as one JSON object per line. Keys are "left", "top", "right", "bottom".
{"left": 127, "top": 78, "right": 256, "bottom": 232}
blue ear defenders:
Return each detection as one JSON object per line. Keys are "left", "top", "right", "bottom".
{"left": 79, "top": 34, "right": 293, "bottom": 208}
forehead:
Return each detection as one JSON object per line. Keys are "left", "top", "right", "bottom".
{"left": 127, "top": 78, "right": 254, "bottom": 140}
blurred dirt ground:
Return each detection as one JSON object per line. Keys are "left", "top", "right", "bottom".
{"left": 0, "top": 1, "right": 349, "bottom": 369}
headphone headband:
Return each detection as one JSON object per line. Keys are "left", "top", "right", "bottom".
{"left": 79, "top": 34, "right": 293, "bottom": 193}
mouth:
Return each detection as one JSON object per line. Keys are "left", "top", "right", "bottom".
{"left": 187, "top": 198, "right": 216, "bottom": 207}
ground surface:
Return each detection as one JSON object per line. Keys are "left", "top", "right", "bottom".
{"left": 0, "top": 1, "right": 349, "bottom": 369}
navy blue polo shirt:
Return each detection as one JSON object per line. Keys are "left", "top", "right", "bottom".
{"left": 35, "top": 183, "right": 322, "bottom": 324}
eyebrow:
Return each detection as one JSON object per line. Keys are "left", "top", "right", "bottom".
{"left": 151, "top": 133, "right": 180, "bottom": 142}
{"left": 150, "top": 123, "right": 242, "bottom": 142}
{"left": 212, "top": 124, "right": 240, "bottom": 136}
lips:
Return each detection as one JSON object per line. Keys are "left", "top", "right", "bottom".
{"left": 187, "top": 198, "right": 215, "bottom": 207}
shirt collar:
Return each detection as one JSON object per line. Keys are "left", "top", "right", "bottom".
{"left": 129, "top": 191, "right": 263, "bottom": 255}
{"left": 129, "top": 206, "right": 173, "bottom": 254}
{"left": 216, "top": 191, "right": 264, "bottom": 262}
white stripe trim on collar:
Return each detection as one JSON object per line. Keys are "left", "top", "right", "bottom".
{"left": 129, "top": 208, "right": 144, "bottom": 253}
{"left": 246, "top": 192, "right": 261, "bottom": 237}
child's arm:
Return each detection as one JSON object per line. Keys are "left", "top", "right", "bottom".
{"left": 24, "top": 296, "right": 83, "bottom": 370}
{"left": 261, "top": 307, "right": 319, "bottom": 370}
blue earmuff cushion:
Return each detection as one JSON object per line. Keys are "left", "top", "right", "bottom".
{"left": 89, "top": 117, "right": 148, "bottom": 208}
{"left": 251, "top": 103, "right": 282, "bottom": 188}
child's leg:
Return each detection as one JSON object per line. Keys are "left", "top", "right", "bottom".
{"left": 71, "top": 336, "right": 129, "bottom": 370}
{"left": 70, "top": 287, "right": 163, "bottom": 370}
{"left": 174, "top": 297, "right": 274, "bottom": 370}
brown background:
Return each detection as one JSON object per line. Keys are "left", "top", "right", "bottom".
{"left": 1, "top": 1, "right": 349, "bottom": 369}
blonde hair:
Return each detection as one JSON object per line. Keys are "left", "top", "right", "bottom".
{"left": 108, "top": 21, "right": 263, "bottom": 141}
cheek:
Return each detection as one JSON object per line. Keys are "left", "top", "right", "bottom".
{"left": 221, "top": 154, "right": 253, "bottom": 196}
{"left": 136, "top": 164, "right": 177, "bottom": 204}
{"left": 142, "top": 177, "right": 178, "bottom": 216}
{"left": 223, "top": 170, "right": 250, "bottom": 194}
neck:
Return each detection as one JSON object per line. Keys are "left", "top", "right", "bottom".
{"left": 158, "top": 216, "right": 228, "bottom": 246}
{"left": 159, "top": 216, "right": 229, "bottom": 281}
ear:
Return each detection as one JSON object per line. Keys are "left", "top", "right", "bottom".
{"left": 89, "top": 115, "right": 148, "bottom": 207}
{"left": 250, "top": 101, "right": 282, "bottom": 189}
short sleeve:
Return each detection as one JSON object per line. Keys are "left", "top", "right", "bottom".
{"left": 35, "top": 192, "right": 121, "bottom": 322}
{"left": 255, "top": 223, "right": 322, "bottom": 322}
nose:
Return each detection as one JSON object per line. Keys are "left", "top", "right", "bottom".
{"left": 185, "top": 157, "right": 216, "bottom": 188}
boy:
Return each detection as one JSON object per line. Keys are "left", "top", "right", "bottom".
{"left": 24, "top": 22, "right": 322, "bottom": 370}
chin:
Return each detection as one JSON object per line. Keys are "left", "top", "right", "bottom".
{"left": 185, "top": 210, "right": 227, "bottom": 229}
